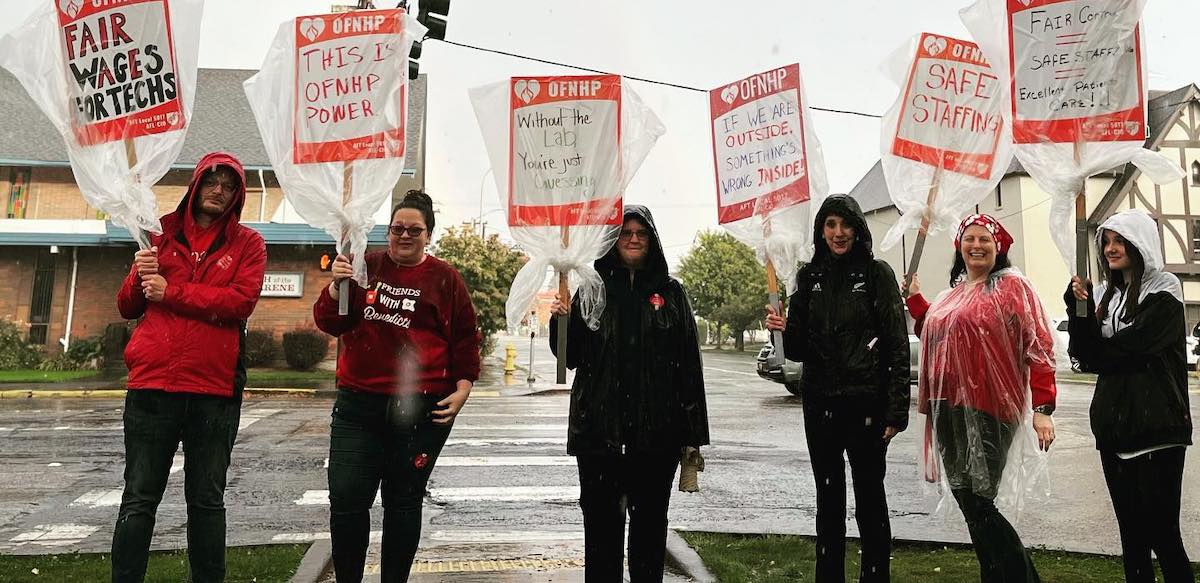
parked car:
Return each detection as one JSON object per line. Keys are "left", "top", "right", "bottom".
{"left": 756, "top": 314, "right": 920, "bottom": 397}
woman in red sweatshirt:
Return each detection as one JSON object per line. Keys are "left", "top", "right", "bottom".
{"left": 905, "top": 214, "right": 1056, "bottom": 583}
{"left": 313, "top": 190, "right": 480, "bottom": 583}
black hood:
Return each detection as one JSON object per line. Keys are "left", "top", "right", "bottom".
{"left": 812, "top": 194, "right": 873, "bottom": 264}
{"left": 595, "top": 205, "right": 669, "bottom": 278}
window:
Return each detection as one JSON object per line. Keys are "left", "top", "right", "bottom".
{"left": 1192, "top": 161, "right": 1200, "bottom": 187}
{"left": 995, "top": 184, "right": 1003, "bottom": 209}
{"left": 27, "top": 248, "right": 55, "bottom": 346}
{"left": 1193, "top": 220, "right": 1200, "bottom": 257}
{"left": 5, "top": 167, "right": 31, "bottom": 219}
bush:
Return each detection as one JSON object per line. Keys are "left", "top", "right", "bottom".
{"left": 282, "top": 328, "right": 328, "bottom": 371}
{"left": 244, "top": 330, "right": 280, "bottom": 368}
{"left": 65, "top": 337, "right": 104, "bottom": 370}
{"left": 0, "top": 319, "right": 42, "bottom": 370}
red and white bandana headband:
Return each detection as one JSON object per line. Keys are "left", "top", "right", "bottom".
{"left": 954, "top": 214, "right": 1013, "bottom": 256}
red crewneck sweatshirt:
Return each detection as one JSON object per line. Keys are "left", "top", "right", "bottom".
{"left": 313, "top": 251, "right": 481, "bottom": 396}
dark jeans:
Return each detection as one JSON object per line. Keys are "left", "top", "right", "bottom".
{"left": 111, "top": 389, "right": 242, "bottom": 583}
{"left": 1101, "top": 448, "right": 1195, "bottom": 583}
{"left": 328, "top": 389, "right": 453, "bottom": 583}
{"left": 802, "top": 397, "right": 891, "bottom": 583}
{"left": 576, "top": 451, "right": 680, "bottom": 583}
{"left": 935, "top": 406, "right": 1039, "bottom": 583}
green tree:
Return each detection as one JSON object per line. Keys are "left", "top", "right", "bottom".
{"left": 678, "top": 231, "right": 767, "bottom": 351}
{"left": 433, "top": 226, "right": 527, "bottom": 356}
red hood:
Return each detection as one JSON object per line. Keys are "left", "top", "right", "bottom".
{"left": 163, "top": 152, "right": 247, "bottom": 240}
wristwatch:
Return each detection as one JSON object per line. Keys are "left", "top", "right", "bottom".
{"left": 1033, "top": 404, "right": 1055, "bottom": 416}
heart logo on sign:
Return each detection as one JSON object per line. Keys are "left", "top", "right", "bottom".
{"left": 720, "top": 84, "right": 738, "bottom": 105}
{"left": 923, "top": 36, "right": 948, "bottom": 57}
{"left": 166, "top": 112, "right": 179, "bottom": 126}
{"left": 1017, "top": 0, "right": 1032, "bottom": 5}
{"left": 299, "top": 17, "right": 326, "bottom": 42}
{"left": 59, "top": 0, "right": 81, "bottom": 17}
{"left": 514, "top": 79, "right": 540, "bottom": 104}
{"left": 1124, "top": 121, "right": 1141, "bottom": 136}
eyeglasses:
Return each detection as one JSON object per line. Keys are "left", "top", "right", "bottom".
{"left": 200, "top": 177, "right": 238, "bottom": 192}
{"left": 619, "top": 229, "right": 651, "bottom": 241}
{"left": 388, "top": 225, "right": 427, "bottom": 237}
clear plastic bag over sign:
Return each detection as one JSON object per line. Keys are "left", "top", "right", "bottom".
{"left": 470, "top": 76, "right": 665, "bottom": 331}
{"left": 879, "top": 33, "right": 1014, "bottom": 252}
{"left": 243, "top": 9, "right": 426, "bottom": 286}
{"left": 916, "top": 268, "right": 1056, "bottom": 517}
{"left": 961, "top": 0, "right": 1184, "bottom": 266}
{"left": 0, "top": 0, "right": 205, "bottom": 247}
{"left": 709, "top": 64, "right": 830, "bottom": 288}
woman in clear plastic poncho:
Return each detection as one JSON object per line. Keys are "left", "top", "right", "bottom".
{"left": 904, "top": 214, "right": 1056, "bottom": 583}
{"left": 1067, "top": 209, "right": 1194, "bottom": 583}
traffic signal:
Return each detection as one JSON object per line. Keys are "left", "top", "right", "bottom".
{"left": 408, "top": 0, "right": 450, "bottom": 79}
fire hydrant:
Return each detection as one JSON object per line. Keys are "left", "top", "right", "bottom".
{"left": 504, "top": 344, "right": 518, "bottom": 374}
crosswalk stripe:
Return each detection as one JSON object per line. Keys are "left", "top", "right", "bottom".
{"left": 444, "top": 437, "right": 567, "bottom": 446}
{"left": 429, "top": 486, "right": 579, "bottom": 502}
{"left": 70, "top": 488, "right": 122, "bottom": 508}
{"left": 427, "top": 529, "right": 584, "bottom": 543}
{"left": 436, "top": 456, "right": 574, "bottom": 467}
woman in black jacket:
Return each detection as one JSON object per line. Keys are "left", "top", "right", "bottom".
{"left": 550, "top": 205, "right": 710, "bottom": 583}
{"left": 765, "top": 194, "right": 910, "bottom": 583}
{"left": 1067, "top": 209, "right": 1194, "bottom": 583}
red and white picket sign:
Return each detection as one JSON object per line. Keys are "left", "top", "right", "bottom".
{"left": 507, "top": 74, "right": 623, "bottom": 227}
{"left": 56, "top": 0, "right": 186, "bottom": 146}
{"left": 1006, "top": 0, "right": 1146, "bottom": 144}
{"left": 891, "top": 33, "right": 1004, "bottom": 180}
{"left": 710, "top": 64, "right": 810, "bottom": 224}
{"left": 293, "top": 9, "right": 407, "bottom": 164}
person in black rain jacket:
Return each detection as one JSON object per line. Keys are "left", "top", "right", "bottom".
{"left": 550, "top": 205, "right": 709, "bottom": 583}
{"left": 766, "top": 194, "right": 910, "bottom": 583}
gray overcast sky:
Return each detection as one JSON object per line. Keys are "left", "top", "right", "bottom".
{"left": 2, "top": 0, "right": 1196, "bottom": 265}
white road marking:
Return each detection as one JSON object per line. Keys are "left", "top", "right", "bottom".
{"left": 429, "top": 486, "right": 579, "bottom": 503}
{"left": 427, "top": 529, "right": 585, "bottom": 543}
{"left": 70, "top": 488, "right": 123, "bottom": 508}
{"left": 294, "top": 490, "right": 381, "bottom": 506}
{"left": 436, "top": 456, "right": 574, "bottom": 467}
{"left": 444, "top": 438, "right": 567, "bottom": 446}
{"left": 238, "top": 408, "right": 281, "bottom": 431}
{"left": 703, "top": 366, "right": 759, "bottom": 377}
{"left": 271, "top": 531, "right": 381, "bottom": 543}
{"left": 9, "top": 524, "right": 99, "bottom": 547}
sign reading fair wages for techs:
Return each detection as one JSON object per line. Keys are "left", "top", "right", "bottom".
{"left": 293, "top": 9, "right": 406, "bottom": 164}
{"left": 892, "top": 34, "right": 1004, "bottom": 180}
{"left": 508, "top": 75, "right": 622, "bottom": 227}
{"left": 1007, "top": 0, "right": 1145, "bottom": 143}
{"left": 56, "top": 0, "right": 185, "bottom": 146}
{"left": 711, "top": 65, "right": 809, "bottom": 224}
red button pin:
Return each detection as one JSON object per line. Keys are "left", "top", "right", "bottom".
{"left": 413, "top": 453, "right": 429, "bottom": 469}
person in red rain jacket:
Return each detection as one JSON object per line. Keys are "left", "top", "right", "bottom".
{"left": 111, "top": 152, "right": 266, "bottom": 583}
{"left": 313, "top": 190, "right": 480, "bottom": 583}
{"left": 905, "top": 214, "right": 1055, "bottom": 583}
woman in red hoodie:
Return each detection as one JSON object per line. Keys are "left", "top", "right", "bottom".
{"left": 313, "top": 190, "right": 480, "bottom": 583}
{"left": 905, "top": 214, "right": 1056, "bottom": 583}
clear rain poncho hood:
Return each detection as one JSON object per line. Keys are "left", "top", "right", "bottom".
{"left": 1094, "top": 209, "right": 1182, "bottom": 338}
{"left": 915, "top": 265, "right": 1058, "bottom": 517}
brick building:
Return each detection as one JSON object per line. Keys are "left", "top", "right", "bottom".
{"left": 0, "top": 68, "right": 428, "bottom": 354}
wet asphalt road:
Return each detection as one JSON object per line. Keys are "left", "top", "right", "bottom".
{"left": 0, "top": 334, "right": 1197, "bottom": 573}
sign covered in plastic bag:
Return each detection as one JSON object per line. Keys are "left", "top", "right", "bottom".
{"left": 878, "top": 33, "right": 1012, "bottom": 253}
{"left": 710, "top": 64, "right": 810, "bottom": 225}
{"left": 293, "top": 10, "right": 408, "bottom": 163}
{"left": 0, "top": 0, "right": 204, "bottom": 246}
{"left": 244, "top": 8, "right": 424, "bottom": 286}
{"left": 508, "top": 75, "right": 622, "bottom": 227}
{"left": 58, "top": 0, "right": 186, "bottom": 146}
{"left": 1006, "top": 0, "right": 1145, "bottom": 144}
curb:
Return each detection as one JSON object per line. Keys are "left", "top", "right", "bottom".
{"left": 664, "top": 530, "right": 717, "bottom": 583}
{"left": 289, "top": 539, "right": 332, "bottom": 583}
{"left": 0, "top": 389, "right": 127, "bottom": 399}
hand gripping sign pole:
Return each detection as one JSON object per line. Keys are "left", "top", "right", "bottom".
{"left": 469, "top": 75, "right": 665, "bottom": 385}
{"left": 710, "top": 64, "right": 830, "bottom": 368}
{"left": 245, "top": 8, "right": 425, "bottom": 316}
{"left": 877, "top": 33, "right": 1012, "bottom": 288}
{"left": 0, "top": 0, "right": 204, "bottom": 251}
{"left": 963, "top": 0, "right": 1184, "bottom": 316}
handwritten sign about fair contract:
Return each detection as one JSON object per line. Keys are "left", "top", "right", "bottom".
{"left": 710, "top": 64, "right": 809, "bottom": 224}
{"left": 57, "top": 0, "right": 185, "bottom": 145}
{"left": 508, "top": 75, "right": 622, "bottom": 227}
{"left": 293, "top": 9, "right": 406, "bottom": 163}
{"left": 1007, "top": 0, "right": 1145, "bottom": 143}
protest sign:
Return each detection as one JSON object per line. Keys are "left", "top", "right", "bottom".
{"left": 293, "top": 9, "right": 407, "bottom": 163}
{"left": 57, "top": 0, "right": 186, "bottom": 146}
{"left": 710, "top": 64, "right": 809, "bottom": 225}
{"left": 507, "top": 75, "right": 622, "bottom": 228}
{"left": 880, "top": 33, "right": 1011, "bottom": 283}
